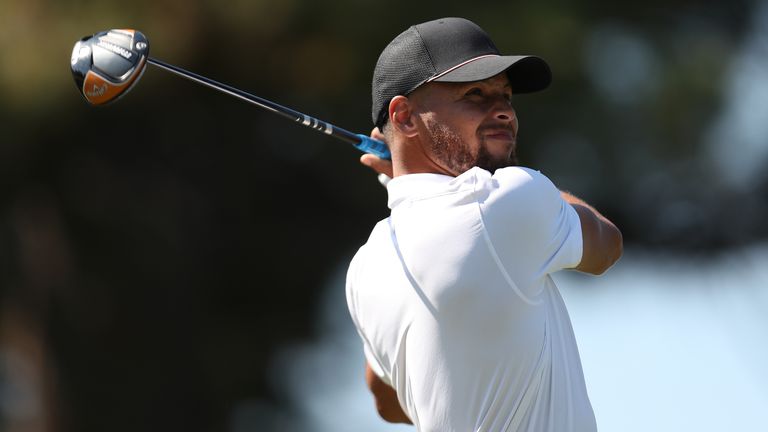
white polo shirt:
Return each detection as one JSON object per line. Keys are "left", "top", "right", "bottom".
{"left": 346, "top": 166, "right": 596, "bottom": 432}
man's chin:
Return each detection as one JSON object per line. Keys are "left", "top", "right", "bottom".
{"left": 476, "top": 152, "right": 518, "bottom": 173}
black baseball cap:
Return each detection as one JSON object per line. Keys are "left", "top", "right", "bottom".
{"left": 372, "top": 17, "right": 552, "bottom": 128}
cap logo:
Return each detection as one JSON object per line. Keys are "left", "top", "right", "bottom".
{"left": 427, "top": 54, "right": 499, "bottom": 82}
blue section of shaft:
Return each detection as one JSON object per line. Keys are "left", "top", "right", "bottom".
{"left": 355, "top": 134, "right": 391, "bottom": 160}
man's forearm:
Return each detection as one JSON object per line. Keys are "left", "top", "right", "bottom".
{"left": 366, "top": 363, "right": 413, "bottom": 424}
{"left": 560, "top": 190, "right": 623, "bottom": 274}
{"left": 560, "top": 191, "right": 613, "bottom": 226}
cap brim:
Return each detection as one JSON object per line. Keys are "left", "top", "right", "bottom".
{"left": 431, "top": 55, "right": 551, "bottom": 93}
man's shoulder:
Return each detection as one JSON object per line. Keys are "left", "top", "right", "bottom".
{"left": 349, "top": 218, "right": 391, "bottom": 266}
{"left": 461, "top": 166, "right": 557, "bottom": 197}
{"left": 471, "top": 166, "right": 565, "bottom": 233}
{"left": 492, "top": 166, "right": 552, "bottom": 186}
{"left": 368, "top": 217, "right": 391, "bottom": 242}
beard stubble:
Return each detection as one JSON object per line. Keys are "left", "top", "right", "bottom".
{"left": 425, "top": 119, "right": 518, "bottom": 174}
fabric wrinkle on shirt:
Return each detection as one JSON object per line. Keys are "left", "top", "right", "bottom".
{"left": 346, "top": 166, "right": 596, "bottom": 432}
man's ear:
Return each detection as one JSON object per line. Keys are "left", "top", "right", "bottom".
{"left": 388, "top": 96, "right": 418, "bottom": 137}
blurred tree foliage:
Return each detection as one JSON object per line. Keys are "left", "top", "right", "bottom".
{"left": 0, "top": 0, "right": 763, "bottom": 431}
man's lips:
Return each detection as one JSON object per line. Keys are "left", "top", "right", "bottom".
{"left": 482, "top": 128, "right": 516, "bottom": 141}
{"left": 486, "top": 131, "right": 513, "bottom": 140}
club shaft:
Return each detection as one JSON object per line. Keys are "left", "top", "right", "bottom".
{"left": 146, "top": 58, "right": 389, "bottom": 159}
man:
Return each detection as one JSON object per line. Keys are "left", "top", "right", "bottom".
{"left": 346, "top": 17, "right": 622, "bottom": 431}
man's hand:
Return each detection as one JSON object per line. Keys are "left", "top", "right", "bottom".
{"left": 360, "top": 127, "right": 394, "bottom": 180}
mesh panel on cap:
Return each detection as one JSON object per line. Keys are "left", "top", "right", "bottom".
{"left": 371, "top": 27, "right": 435, "bottom": 127}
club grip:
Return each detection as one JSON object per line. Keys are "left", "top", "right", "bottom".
{"left": 354, "top": 134, "right": 391, "bottom": 160}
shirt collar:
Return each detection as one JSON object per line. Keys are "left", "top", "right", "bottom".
{"left": 386, "top": 171, "right": 470, "bottom": 209}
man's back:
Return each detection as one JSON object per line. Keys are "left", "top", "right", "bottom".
{"left": 347, "top": 167, "right": 598, "bottom": 431}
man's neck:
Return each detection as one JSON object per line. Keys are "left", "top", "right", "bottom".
{"left": 392, "top": 138, "right": 458, "bottom": 178}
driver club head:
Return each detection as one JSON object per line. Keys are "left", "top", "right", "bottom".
{"left": 71, "top": 29, "right": 149, "bottom": 105}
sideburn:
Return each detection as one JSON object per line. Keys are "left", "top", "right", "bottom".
{"left": 425, "top": 119, "right": 477, "bottom": 175}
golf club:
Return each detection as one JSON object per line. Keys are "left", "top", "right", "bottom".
{"left": 70, "top": 29, "right": 391, "bottom": 159}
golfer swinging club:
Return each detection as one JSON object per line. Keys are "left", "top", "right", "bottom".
{"left": 346, "top": 17, "right": 622, "bottom": 431}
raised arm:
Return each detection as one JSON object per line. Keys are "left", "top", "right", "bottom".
{"left": 561, "top": 191, "right": 623, "bottom": 275}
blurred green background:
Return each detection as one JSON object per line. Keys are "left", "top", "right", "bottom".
{"left": 1, "top": 0, "right": 766, "bottom": 431}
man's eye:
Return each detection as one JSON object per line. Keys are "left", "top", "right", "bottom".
{"left": 465, "top": 88, "right": 482, "bottom": 97}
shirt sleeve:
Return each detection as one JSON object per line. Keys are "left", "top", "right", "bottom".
{"left": 345, "top": 245, "right": 392, "bottom": 385}
{"left": 540, "top": 188, "right": 583, "bottom": 274}
{"left": 480, "top": 167, "right": 583, "bottom": 282}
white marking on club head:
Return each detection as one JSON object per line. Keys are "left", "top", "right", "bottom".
{"left": 96, "top": 40, "right": 133, "bottom": 60}
{"left": 86, "top": 83, "right": 107, "bottom": 98}
{"left": 71, "top": 42, "right": 92, "bottom": 66}
{"left": 136, "top": 42, "right": 147, "bottom": 50}
{"left": 303, "top": 115, "right": 311, "bottom": 126}
{"left": 71, "top": 42, "right": 81, "bottom": 65}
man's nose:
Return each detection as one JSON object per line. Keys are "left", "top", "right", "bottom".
{"left": 492, "top": 99, "right": 516, "bottom": 122}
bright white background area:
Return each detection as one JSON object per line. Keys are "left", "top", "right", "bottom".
{"left": 558, "top": 246, "right": 768, "bottom": 431}
{"left": 259, "top": 244, "right": 768, "bottom": 432}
